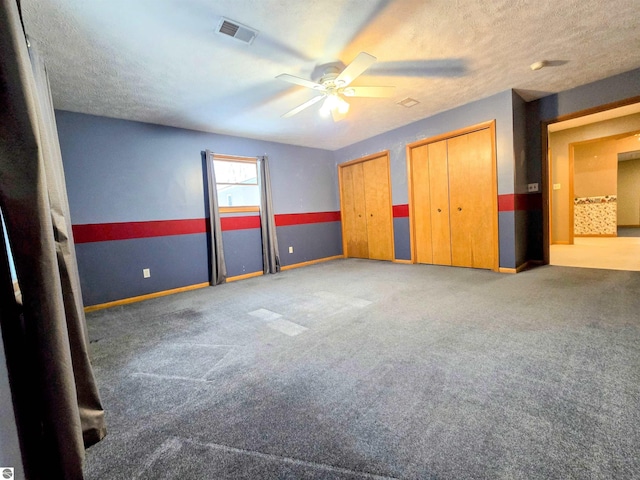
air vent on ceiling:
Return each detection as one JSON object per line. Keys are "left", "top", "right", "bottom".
{"left": 398, "top": 97, "right": 420, "bottom": 108}
{"left": 216, "top": 17, "right": 258, "bottom": 45}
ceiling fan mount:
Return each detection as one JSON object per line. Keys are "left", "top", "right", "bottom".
{"left": 276, "top": 52, "right": 395, "bottom": 122}
{"left": 316, "top": 66, "right": 340, "bottom": 85}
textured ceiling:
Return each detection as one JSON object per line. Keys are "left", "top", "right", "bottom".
{"left": 21, "top": 0, "right": 640, "bottom": 150}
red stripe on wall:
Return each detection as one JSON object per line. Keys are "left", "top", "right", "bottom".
{"left": 275, "top": 211, "right": 341, "bottom": 227}
{"left": 515, "top": 193, "right": 543, "bottom": 211}
{"left": 393, "top": 204, "right": 409, "bottom": 217}
{"left": 498, "top": 194, "right": 515, "bottom": 212}
{"left": 220, "top": 215, "right": 261, "bottom": 231}
{"left": 73, "top": 219, "right": 207, "bottom": 243}
{"left": 498, "top": 193, "right": 543, "bottom": 212}
{"left": 74, "top": 211, "right": 342, "bottom": 243}
{"left": 73, "top": 194, "right": 545, "bottom": 243}
{"left": 394, "top": 196, "right": 543, "bottom": 215}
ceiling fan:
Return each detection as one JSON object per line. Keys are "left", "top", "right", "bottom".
{"left": 276, "top": 52, "right": 395, "bottom": 122}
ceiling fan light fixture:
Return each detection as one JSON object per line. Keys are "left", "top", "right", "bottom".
{"left": 319, "top": 94, "right": 350, "bottom": 118}
{"left": 319, "top": 106, "right": 332, "bottom": 118}
{"left": 319, "top": 96, "right": 335, "bottom": 117}
{"left": 337, "top": 97, "right": 350, "bottom": 114}
{"left": 277, "top": 52, "right": 388, "bottom": 121}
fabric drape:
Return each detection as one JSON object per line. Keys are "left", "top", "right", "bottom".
{"left": 204, "top": 150, "right": 227, "bottom": 285}
{"left": 0, "top": 0, "right": 106, "bottom": 477}
{"left": 258, "top": 156, "right": 281, "bottom": 274}
{"left": 0, "top": 211, "right": 26, "bottom": 480}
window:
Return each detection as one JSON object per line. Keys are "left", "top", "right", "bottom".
{"left": 213, "top": 156, "right": 260, "bottom": 208}
{"left": 1, "top": 209, "right": 20, "bottom": 303}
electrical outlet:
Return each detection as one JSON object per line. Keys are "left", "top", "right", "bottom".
{"left": 527, "top": 183, "right": 539, "bottom": 192}
{"left": 288, "top": 246, "right": 294, "bottom": 254}
{"left": 143, "top": 268, "right": 150, "bottom": 278}
{"left": 553, "top": 183, "right": 561, "bottom": 190}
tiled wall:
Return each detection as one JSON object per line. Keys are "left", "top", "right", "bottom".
{"left": 574, "top": 196, "right": 617, "bottom": 235}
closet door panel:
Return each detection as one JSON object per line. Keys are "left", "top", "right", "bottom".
{"left": 448, "top": 128, "right": 494, "bottom": 269}
{"left": 411, "top": 145, "right": 433, "bottom": 264}
{"left": 363, "top": 156, "right": 393, "bottom": 261}
{"left": 428, "top": 140, "right": 452, "bottom": 266}
{"left": 341, "top": 163, "right": 369, "bottom": 258}
{"left": 447, "top": 133, "right": 474, "bottom": 267}
{"left": 465, "top": 128, "right": 494, "bottom": 269}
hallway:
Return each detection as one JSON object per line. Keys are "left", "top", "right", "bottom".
{"left": 550, "top": 232, "right": 640, "bottom": 271}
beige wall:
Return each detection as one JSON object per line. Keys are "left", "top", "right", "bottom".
{"left": 549, "top": 113, "right": 640, "bottom": 243}
{"left": 616, "top": 134, "right": 640, "bottom": 154}
{"left": 617, "top": 158, "right": 640, "bottom": 226}
{"left": 574, "top": 140, "right": 617, "bottom": 198}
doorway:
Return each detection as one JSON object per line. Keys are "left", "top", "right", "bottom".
{"left": 547, "top": 103, "right": 640, "bottom": 270}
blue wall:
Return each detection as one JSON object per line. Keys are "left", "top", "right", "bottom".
{"left": 526, "top": 68, "right": 640, "bottom": 187}
{"left": 277, "top": 222, "right": 343, "bottom": 267}
{"left": 57, "top": 67, "right": 640, "bottom": 304}
{"left": 223, "top": 229, "right": 264, "bottom": 276}
{"left": 56, "top": 111, "right": 341, "bottom": 305}
{"left": 334, "top": 90, "right": 517, "bottom": 201}
{"left": 512, "top": 91, "right": 530, "bottom": 267}
{"left": 76, "top": 234, "right": 209, "bottom": 306}
{"left": 525, "top": 67, "right": 640, "bottom": 260}
{"left": 333, "top": 89, "right": 518, "bottom": 268}
{"left": 56, "top": 111, "right": 338, "bottom": 222}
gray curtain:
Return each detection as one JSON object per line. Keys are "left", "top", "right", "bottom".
{"left": 204, "top": 150, "right": 227, "bottom": 284}
{"left": 0, "top": 0, "right": 106, "bottom": 478}
{"left": 258, "top": 156, "right": 281, "bottom": 274}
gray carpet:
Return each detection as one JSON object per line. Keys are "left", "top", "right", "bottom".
{"left": 84, "top": 260, "right": 640, "bottom": 479}
{"left": 618, "top": 227, "right": 640, "bottom": 237}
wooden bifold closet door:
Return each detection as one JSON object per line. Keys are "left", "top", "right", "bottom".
{"left": 409, "top": 122, "right": 497, "bottom": 270}
{"left": 339, "top": 152, "right": 394, "bottom": 261}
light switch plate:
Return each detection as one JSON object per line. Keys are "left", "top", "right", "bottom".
{"left": 143, "top": 268, "right": 150, "bottom": 278}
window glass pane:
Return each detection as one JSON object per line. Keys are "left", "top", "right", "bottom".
{"left": 213, "top": 160, "right": 257, "bottom": 185}
{"left": 1, "top": 210, "right": 17, "bottom": 283}
{"left": 216, "top": 184, "right": 260, "bottom": 207}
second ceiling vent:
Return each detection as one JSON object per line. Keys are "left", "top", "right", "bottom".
{"left": 216, "top": 17, "right": 258, "bottom": 45}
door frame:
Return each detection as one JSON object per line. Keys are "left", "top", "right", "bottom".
{"left": 338, "top": 151, "right": 395, "bottom": 260}
{"left": 567, "top": 132, "right": 640, "bottom": 240}
{"left": 406, "top": 120, "right": 499, "bottom": 271}
{"left": 541, "top": 95, "right": 640, "bottom": 264}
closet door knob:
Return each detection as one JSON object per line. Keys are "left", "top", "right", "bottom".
{"left": 437, "top": 208, "right": 442, "bottom": 213}
{"left": 457, "top": 207, "right": 462, "bottom": 211}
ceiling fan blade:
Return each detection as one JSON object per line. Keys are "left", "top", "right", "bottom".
{"left": 276, "top": 74, "right": 326, "bottom": 91}
{"left": 281, "top": 94, "right": 325, "bottom": 118}
{"left": 341, "top": 86, "right": 395, "bottom": 98}
{"left": 335, "top": 52, "right": 377, "bottom": 87}
{"left": 368, "top": 59, "right": 467, "bottom": 78}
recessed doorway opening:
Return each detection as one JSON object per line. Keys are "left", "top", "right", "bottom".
{"left": 547, "top": 102, "right": 640, "bottom": 270}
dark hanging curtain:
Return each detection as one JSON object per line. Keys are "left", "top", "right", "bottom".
{"left": 0, "top": 0, "right": 107, "bottom": 478}
{"left": 204, "top": 150, "right": 227, "bottom": 285}
{"left": 258, "top": 155, "right": 281, "bottom": 274}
